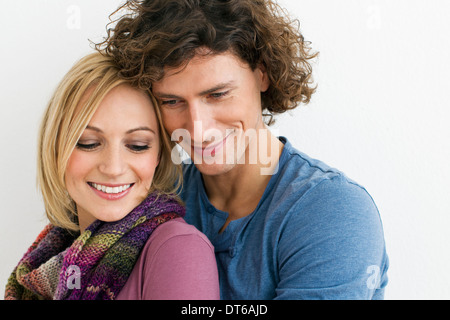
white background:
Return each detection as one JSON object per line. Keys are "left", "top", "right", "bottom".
{"left": 1, "top": 0, "right": 449, "bottom": 300}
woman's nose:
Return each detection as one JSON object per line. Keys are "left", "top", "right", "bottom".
{"left": 98, "top": 147, "right": 126, "bottom": 177}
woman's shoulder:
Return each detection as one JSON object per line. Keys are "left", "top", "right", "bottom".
{"left": 140, "top": 217, "right": 219, "bottom": 299}
{"left": 117, "top": 217, "right": 219, "bottom": 300}
{"left": 147, "top": 217, "right": 214, "bottom": 252}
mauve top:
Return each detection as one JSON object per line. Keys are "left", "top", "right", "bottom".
{"left": 116, "top": 217, "right": 220, "bottom": 300}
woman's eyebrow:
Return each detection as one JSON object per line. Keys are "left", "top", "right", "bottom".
{"left": 85, "top": 125, "right": 103, "bottom": 133}
{"left": 126, "top": 126, "right": 156, "bottom": 135}
{"left": 85, "top": 125, "right": 156, "bottom": 135}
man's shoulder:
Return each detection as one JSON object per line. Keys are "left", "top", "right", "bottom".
{"left": 270, "top": 138, "right": 352, "bottom": 201}
{"left": 278, "top": 140, "right": 342, "bottom": 184}
{"left": 265, "top": 138, "right": 380, "bottom": 225}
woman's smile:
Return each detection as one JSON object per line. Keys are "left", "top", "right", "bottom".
{"left": 87, "top": 182, "right": 135, "bottom": 200}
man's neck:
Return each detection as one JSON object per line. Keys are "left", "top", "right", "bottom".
{"left": 202, "top": 130, "right": 283, "bottom": 231}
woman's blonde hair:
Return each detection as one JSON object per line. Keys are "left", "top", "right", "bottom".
{"left": 37, "top": 51, "right": 182, "bottom": 232}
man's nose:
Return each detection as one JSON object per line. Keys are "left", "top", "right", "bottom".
{"left": 187, "top": 101, "right": 215, "bottom": 145}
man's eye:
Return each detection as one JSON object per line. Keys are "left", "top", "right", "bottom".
{"left": 76, "top": 142, "right": 100, "bottom": 150}
{"left": 160, "top": 99, "right": 179, "bottom": 106}
{"left": 209, "top": 91, "right": 229, "bottom": 99}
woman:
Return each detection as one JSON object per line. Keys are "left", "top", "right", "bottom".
{"left": 5, "top": 52, "right": 220, "bottom": 300}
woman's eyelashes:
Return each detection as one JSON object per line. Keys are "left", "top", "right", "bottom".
{"left": 76, "top": 140, "right": 151, "bottom": 153}
{"left": 76, "top": 141, "right": 100, "bottom": 150}
{"left": 126, "top": 144, "right": 151, "bottom": 152}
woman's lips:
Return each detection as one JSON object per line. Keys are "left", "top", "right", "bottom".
{"left": 87, "top": 182, "right": 134, "bottom": 200}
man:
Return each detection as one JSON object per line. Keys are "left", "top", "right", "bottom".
{"left": 100, "top": 0, "right": 389, "bottom": 299}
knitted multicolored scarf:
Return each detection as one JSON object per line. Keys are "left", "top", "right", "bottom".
{"left": 5, "top": 192, "right": 185, "bottom": 300}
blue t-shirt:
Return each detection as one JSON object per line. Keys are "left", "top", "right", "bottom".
{"left": 181, "top": 137, "right": 389, "bottom": 299}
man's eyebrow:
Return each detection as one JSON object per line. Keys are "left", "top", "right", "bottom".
{"left": 199, "top": 81, "right": 236, "bottom": 96}
{"left": 152, "top": 92, "right": 182, "bottom": 99}
{"left": 153, "top": 81, "right": 236, "bottom": 99}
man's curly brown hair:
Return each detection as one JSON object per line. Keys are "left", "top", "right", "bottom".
{"left": 97, "top": 0, "right": 318, "bottom": 125}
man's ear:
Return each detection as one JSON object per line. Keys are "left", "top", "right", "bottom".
{"left": 256, "top": 63, "right": 270, "bottom": 93}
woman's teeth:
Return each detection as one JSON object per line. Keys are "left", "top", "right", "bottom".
{"left": 89, "top": 182, "right": 132, "bottom": 194}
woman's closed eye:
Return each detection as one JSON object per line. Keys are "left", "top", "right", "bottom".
{"left": 76, "top": 139, "right": 151, "bottom": 153}
{"left": 76, "top": 141, "right": 100, "bottom": 150}
{"left": 127, "top": 144, "right": 150, "bottom": 152}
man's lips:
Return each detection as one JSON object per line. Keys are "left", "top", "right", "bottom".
{"left": 189, "top": 130, "right": 236, "bottom": 157}
{"left": 192, "top": 134, "right": 231, "bottom": 157}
